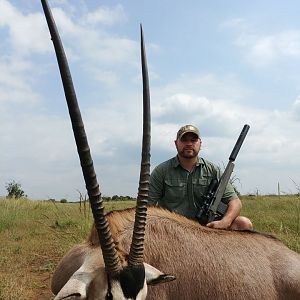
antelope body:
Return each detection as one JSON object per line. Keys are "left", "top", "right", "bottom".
{"left": 52, "top": 207, "right": 300, "bottom": 300}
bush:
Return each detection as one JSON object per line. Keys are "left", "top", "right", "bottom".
{"left": 5, "top": 180, "right": 26, "bottom": 199}
{"left": 60, "top": 198, "right": 68, "bottom": 203}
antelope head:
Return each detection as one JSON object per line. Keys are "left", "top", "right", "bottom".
{"left": 41, "top": 0, "right": 175, "bottom": 299}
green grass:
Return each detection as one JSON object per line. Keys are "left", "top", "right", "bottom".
{"left": 241, "top": 195, "right": 300, "bottom": 252}
{"left": 0, "top": 196, "right": 299, "bottom": 299}
{"left": 0, "top": 198, "right": 136, "bottom": 299}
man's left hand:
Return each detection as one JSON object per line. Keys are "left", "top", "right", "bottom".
{"left": 206, "top": 219, "right": 231, "bottom": 230}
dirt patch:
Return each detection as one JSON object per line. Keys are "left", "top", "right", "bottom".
{"left": 29, "top": 271, "right": 54, "bottom": 300}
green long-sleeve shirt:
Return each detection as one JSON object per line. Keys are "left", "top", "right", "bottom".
{"left": 148, "top": 156, "right": 237, "bottom": 219}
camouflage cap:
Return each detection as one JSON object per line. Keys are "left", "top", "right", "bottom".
{"left": 176, "top": 125, "right": 200, "bottom": 140}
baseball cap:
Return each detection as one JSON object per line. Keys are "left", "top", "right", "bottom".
{"left": 176, "top": 125, "right": 200, "bottom": 140}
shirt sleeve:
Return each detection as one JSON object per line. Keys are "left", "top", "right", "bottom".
{"left": 148, "top": 165, "right": 164, "bottom": 205}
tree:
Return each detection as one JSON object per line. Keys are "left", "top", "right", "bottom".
{"left": 5, "top": 180, "right": 26, "bottom": 199}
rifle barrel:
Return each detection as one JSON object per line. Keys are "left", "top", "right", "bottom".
{"left": 229, "top": 124, "right": 250, "bottom": 162}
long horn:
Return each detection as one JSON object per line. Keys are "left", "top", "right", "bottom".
{"left": 41, "top": 0, "right": 122, "bottom": 276}
{"left": 128, "top": 24, "right": 151, "bottom": 266}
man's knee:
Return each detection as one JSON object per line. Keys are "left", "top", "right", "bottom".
{"left": 230, "top": 216, "right": 253, "bottom": 231}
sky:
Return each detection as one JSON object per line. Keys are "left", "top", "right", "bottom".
{"left": 1, "top": 0, "right": 300, "bottom": 200}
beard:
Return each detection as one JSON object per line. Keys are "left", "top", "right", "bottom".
{"left": 177, "top": 148, "right": 199, "bottom": 159}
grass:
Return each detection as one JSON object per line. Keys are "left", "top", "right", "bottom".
{"left": 241, "top": 195, "right": 300, "bottom": 252}
{"left": 0, "top": 195, "right": 299, "bottom": 299}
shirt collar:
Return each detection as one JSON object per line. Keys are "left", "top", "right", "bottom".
{"left": 172, "top": 155, "right": 204, "bottom": 168}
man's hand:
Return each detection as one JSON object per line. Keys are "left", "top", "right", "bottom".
{"left": 206, "top": 198, "right": 242, "bottom": 230}
{"left": 206, "top": 218, "right": 231, "bottom": 230}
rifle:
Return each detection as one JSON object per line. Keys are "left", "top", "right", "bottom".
{"left": 196, "top": 124, "right": 250, "bottom": 225}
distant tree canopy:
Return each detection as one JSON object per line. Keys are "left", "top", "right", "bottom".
{"left": 107, "top": 195, "right": 135, "bottom": 201}
{"left": 5, "top": 180, "right": 27, "bottom": 199}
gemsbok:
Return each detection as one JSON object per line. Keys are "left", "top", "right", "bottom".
{"left": 41, "top": 1, "right": 300, "bottom": 299}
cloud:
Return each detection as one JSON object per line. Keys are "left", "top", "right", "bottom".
{"left": 151, "top": 73, "right": 255, "bottom": 133}
{"left": 42, "top": 4, "right": 138, "bottom": 87}
{"left": 236, "top": 30, "right": 300, "bottom": 66}
{"left": 0, "top": 56, "right": 42, "bottom": 107}
{"left": 84, "top": 4, "right": 127, "bottom": 26}
{"left": 222, "top": 18, "right": 300, "bottom": 66}
{"left": 0, "top": 0, "right": 51, "bottom": 56}
{"left": 0, "top": 108, "right": 81, "bottom": 199}
{"left": 220, "top": 18, "right": 249, "bottom": 31}
{"left": 292, "top": 96, "right": 300, "bottom": 120}
{"left": 0, "top": 1, "right": 137, "bottom": 74}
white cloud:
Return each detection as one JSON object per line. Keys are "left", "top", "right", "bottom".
{"left": 0, "top": 0, "right": 51, "bottom": 56}
{"left": 220, "top": 18, "right": 249, "bottom": 31}
{"left": 292, "top": 96, "right": 300, "bottom": 120}
{"left": 0, "top": 109, "right": 81, "bottom": 199}
{"left": 153, "top": 93, "right": 211, "bottom": 120}
{"left": 0, "top": 56, "right": 40, "bottom": 105}
{"left": 150, "top": 73, "right": 255, "bottom": 134}
{"left": 42, "top": 5, "right": 138, "bottom": 87}
{"left": 236, "top": 30, "right": 300, "bottom": 66}
{"left": 222, "top": 17, "right": 300, "bottom": 66}
{"left": 0, "top": 1, "right": 136, "bottom": 71}
{"left": 84, "top": 4, "right": 126, "bottom": 26}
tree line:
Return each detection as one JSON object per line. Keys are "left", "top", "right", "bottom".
{"left": 3, "top": 180, "right": 136, "bottom": 202}
{"left": 103, "top": 195, "right": 135, "bottom": 201}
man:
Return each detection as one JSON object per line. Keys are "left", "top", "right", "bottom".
{"left": 148, "top": 124, "right": 253, "bottom": 231}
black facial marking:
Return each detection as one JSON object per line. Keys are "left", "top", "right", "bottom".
{"left": 106, "top": 290, "right": 113, "bottom": 300}
{"left": 61, "top": 294, "right": 81, "bottom": 299}
{"left": 119, "top": 265, "right": 145, "bottom": 299}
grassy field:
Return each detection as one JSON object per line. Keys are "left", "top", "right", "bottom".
{"left": 0, "top": 195, "right": 299, "bottom": 300}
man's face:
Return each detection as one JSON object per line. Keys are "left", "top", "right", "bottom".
{"left": 175, "top": 132, "right": 201, "bottom": 159}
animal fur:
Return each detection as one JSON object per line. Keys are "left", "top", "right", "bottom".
{"left": 52, "top": 206, "right": 300, "bottom": 299}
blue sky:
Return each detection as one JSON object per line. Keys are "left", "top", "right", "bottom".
{"left": 1, "top": 0, "right": 300, "bottom": 200}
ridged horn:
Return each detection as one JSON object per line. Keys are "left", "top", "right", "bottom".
{"left": 128, "top": 24, "right": 151, "bottom": 266}
{"left": 41, "top": 0, "right": 122, "bottom": 276}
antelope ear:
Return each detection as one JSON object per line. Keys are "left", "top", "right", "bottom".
{"left": 54, "top": 251, "right": 105, "bottom": 300}
{"left": 54, "top": 267, "right": 93, "bottom": 299}
{"left": 144, "top": 263, "right": 176, "bottom": 286}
